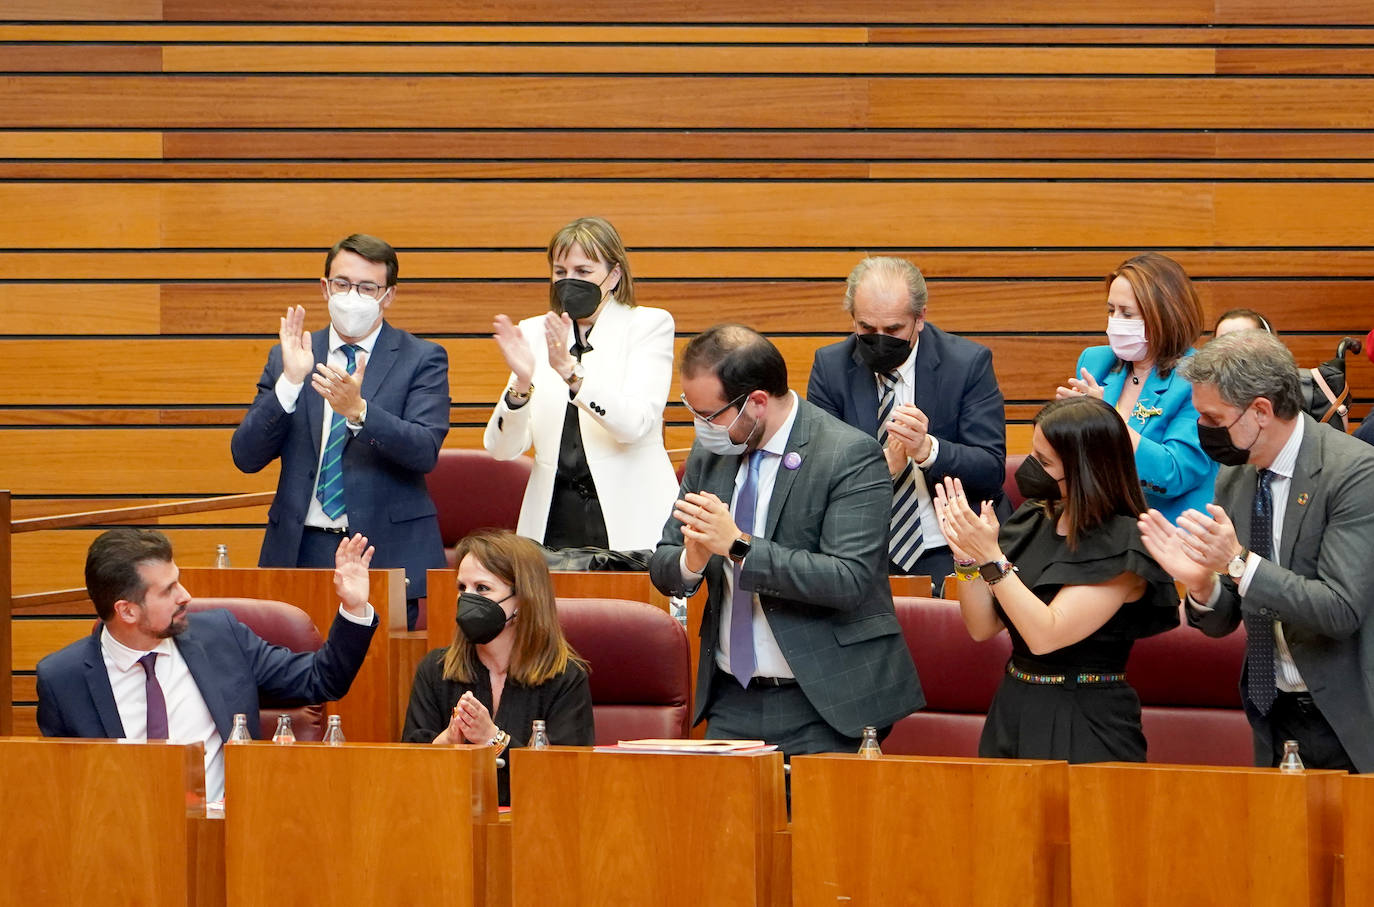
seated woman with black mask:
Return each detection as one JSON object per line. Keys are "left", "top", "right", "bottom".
{"left": 402, "top": 530, "right": 594, "bottom": 804}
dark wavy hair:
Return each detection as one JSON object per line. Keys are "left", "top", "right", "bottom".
{"left": 1034, "top": 396, "right": 1148, "bottom": 549}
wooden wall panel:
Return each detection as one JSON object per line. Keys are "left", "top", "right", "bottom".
{"left": 7, "top": 7, "right": 1374, "bottom": 723}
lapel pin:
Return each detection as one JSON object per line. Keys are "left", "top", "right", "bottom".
{"left": 1296, "top": 492, "right": 1310, "bottom": 506}
{"left": 783, "top": 452, "right": 803, "bottom": 470}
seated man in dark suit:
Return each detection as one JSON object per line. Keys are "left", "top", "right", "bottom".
{"left": 807, "top": 257, "right": 1007, "bottom": 591}
{"left": 37, "top": 527, "right": 379, "bottom": 801}
{"left": 230, "top": 233, "right": 450, "bottom": 630}
{"left": 650, "top": 324, "right": 923, "bottom": 756}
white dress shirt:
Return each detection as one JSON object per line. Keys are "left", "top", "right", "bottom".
{"left": 878, "top": 338, "right": 947, "bottom": 552}
{"left": 273, "top": 323, "right": 382, "bottom": 530}
{"left": 101, "top": 628, "right": 225, "bottom": 802}
{"left": 1191, "top": 417, "right": 1308, "bottom": 691}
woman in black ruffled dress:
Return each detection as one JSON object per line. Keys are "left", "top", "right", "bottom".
{"left": 935, "top": 395, "right": 1179, "bottom": 763}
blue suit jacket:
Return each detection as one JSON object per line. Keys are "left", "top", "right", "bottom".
{"left": 35, "top": 609, "right": 377, "bottom": 741}
{"left": 230, "top": 321, "right": 450, "bottom": 599}
{"left": 1076, "top": 346, "right": 1217, "bottom": 525}
{"left": 806, "top": 323, "right": 1008, "bottom": 513}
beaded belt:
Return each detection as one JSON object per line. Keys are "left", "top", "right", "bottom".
{"left": 1007, "top": 662, "right": 1125, "bottom": 686}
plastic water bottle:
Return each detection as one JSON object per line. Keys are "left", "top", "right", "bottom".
{"left": 858, "top": 726, "right": 882, "bottom": 759}
{"left": 214, "top": 544, "right": 231, "bottom": 568}
{"left": 323, "top": 715, "right": 346, "bottom": 746}
{"left": 530, "top": 719, "right": 550, "bottom": 750}
{"left": 272, "top": 714, "right": 295, "bottom": 745}
{"left": 669, "top": 595, "right": 688, "bottom": 628}
{"left": 227, "top": 713, "right": 252, "bottom": 744}
{"left": 1279, "top": 739, "right": 1304, "bottom": 773}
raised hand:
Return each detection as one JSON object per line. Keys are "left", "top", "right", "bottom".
{"left": 279, "top": 305, "right": 315, "bottom": 384}
{"left": 332, "top": 533, "right": 375, "bottom": 617}
{"left": 1056, "top": 367, "right": 1105, "bottom": 401}
{"left": 493, "top": 314, "right": 535, "bottom": 387}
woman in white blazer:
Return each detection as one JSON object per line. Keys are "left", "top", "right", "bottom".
{"left": 484, "top": 217, "right": 679, "bottom": 551}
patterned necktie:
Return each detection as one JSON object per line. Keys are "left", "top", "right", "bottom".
{"left": 728, "top": 450, "right": 765, "bottom": 687}
{"left": 315, "top": 344, "right": 359, "bottom": 520}
{"left": 877, "top": 373, "right": 925, "bottom": 571}
{"left": 1243, "top": 468, "right": 1277, "bottom": 714}
{"left": 138, "top": 652, "right": 168, "bottom": 740}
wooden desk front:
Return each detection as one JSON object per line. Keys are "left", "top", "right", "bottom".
{"left": 0, "top": 738, "right": 207, "bottom": 907}
{"left": 791, "top": 753, "right": 1068, "bottom": 907}
{"left": 509, "top": 746, "right": 787, "bottom": 907}
{"left": 1070, "top": 762, "right": 1343, "bottom": 907}
{"left": 224, "top": 741, "right": 499, "bottom": 906}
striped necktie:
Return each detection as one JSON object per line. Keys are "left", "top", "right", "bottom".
{"left": 878, "top": 372, "right": 925, "bottom": 572}
{"left": 315, "top": 344, "right": 359, "bottom": 520}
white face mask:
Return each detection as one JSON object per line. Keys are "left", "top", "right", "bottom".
{"left": 693, "top": 401, "right": 757, "bottom": 456}
{"left": 328, "top": 289, "right": 383, "bottom": 339}
{"left": 1106, "top": 315, "right": 1150, "bottom": 362}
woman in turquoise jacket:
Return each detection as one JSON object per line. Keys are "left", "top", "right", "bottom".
{"left": 1056, "top": 253, "right": 1217, "bottom": 524}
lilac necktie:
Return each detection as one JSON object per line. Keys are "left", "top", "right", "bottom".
{"left": 728, "top": 451, "right": 765, "bottom": 687}
{"left": 138, "top": 652, "right": 168, "bottom": 740}
{"left": 1244, "top": 468, "right": 1277, "bottom": 714}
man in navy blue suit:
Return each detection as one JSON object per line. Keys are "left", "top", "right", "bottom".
{"left": 37, "top": 528, "right": 378, "bottom": 802}
{"left": 807, "top": 257, "right": 1007, "bottom": 591}
{"left": 231, "top": 234, "right": 450, "bottom": 629}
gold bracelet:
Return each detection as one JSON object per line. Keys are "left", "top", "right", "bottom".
{"left": 506, "top": 384, "right": 532, "bottom": 401}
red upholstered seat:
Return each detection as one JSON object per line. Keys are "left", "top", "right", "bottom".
{"left": 555, "top": 597, "right": 691, "bottom": 744}
{"left": 186, "top": 597, "right": 328, "bottom": 741}
{"left": 426, "top": 448, "right": 534, "bottom": 569}
{"left": 885, "top": 596, "right": 1009, "bottom": 757}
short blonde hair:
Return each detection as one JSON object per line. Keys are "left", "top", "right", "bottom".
{"left": 546, "top": 216, "right": 636, "bottom": 310}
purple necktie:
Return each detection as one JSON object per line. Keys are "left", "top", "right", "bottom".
{"left": 138, "top": 652, "right": 168, "bottom": 740}
{"left": 729, "top": 451, "right": 765, "bottom": 687}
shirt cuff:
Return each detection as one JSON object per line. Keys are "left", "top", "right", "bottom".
{"left": 338, "top": 603, "right": 376, "bottom": 625}
{"left": 274, "top": 374, "right": 304, "bottom": 413}
{"left": 678, "top": 550, "right": 705, "bottom": 593}
{"left": 345, "top": 400, "right": 366, "bottom": 431}
{"left": 915, "top": 436, "right": 940, "bottom": 469}
{"left": 1185, "top": 576, "right": 1223, "bottom": 612}
{"left": 1236, "top": 552, "right": 1263, "bottom": 596}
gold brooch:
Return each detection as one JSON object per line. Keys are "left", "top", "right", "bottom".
{"left": 1131, "top": 403, "right": 1164, "bottom": 423}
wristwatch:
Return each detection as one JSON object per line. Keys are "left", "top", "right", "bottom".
{"left": 1226, "top": 549, "right": 1249, "bottom": 580}
{"left": 979, "top": 558, "right": 1018, "bottom": 586}
{"left": 563, "top": 362, "right": 585, "bottom": 386}
{"left": 729, "top": 534, "right": 752, "bottom": 564}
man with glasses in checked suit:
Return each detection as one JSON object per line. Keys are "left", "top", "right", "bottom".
{"left": 650, "top": 324, "right": 923, "bottom": 756}
{"left": 807, "top": 256, "right": 1008, "bottom": 595}
{"left": 231, "top": 234, "right": 449, "bottom": 630}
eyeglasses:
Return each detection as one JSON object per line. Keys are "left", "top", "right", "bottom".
{"left": 680, "top": 391, "right": 747, "bottom": 423}
{"left": 327, "top": 277, "right": 390, "bottom": 300}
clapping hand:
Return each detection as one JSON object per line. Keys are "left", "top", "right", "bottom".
{"left": 1056, "top": 367, "right": 1105, "bottom": 401}
{"left": 332, "top": 533, "right": 374, "bottom": 617}
{"left": 933, "top": 476, "right": 1002, "bottom": 565}
{"left": 279, "top": 305, "right": 315, "bottom": 384}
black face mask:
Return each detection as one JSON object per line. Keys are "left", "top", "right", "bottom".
{"left": 1197, "top": 406, "right": 1257, "bottom": 467}
{"left": 1015, "top": 455, "right": 1063, "bottom": 502}
{"left": 854, "top": 331, "right": 913, "bottom": 375}
{"left": 456, "top": 591, "right": 516, "bottom": 645}
{"left": 554, "top": 278, "right": 603, "bottom": 320}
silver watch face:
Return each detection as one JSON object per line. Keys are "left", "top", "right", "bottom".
{"left": 1227, "top": 554, "right": 1246, "bottom": 579}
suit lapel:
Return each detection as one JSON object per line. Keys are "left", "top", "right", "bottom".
{"left": 765, "top": 399, "right": 812, "bottom": 536}
{"left": 82, "top": 630, "right": 126, "bottom": 738}
{"left": 1280, "top": 418, "right": 1322, "bottom": 566}
{"left": 1227, "top": 465, "right": 1255, "bottom": 551}
{"left": 176, "top": 630, "right": 230, "bottom": 739}
{"left": 910, "top": 326, "right": 942, "bottom": 415}
{"left": 359, "top": 321, "right": 399, "bottom": 399}
{"left": 1126, "top": 368, "right": 1169, "bottom": 431}
{"left": 306, "top": 330, "right": 330, "bottom": 458}
{"left": 846, "top": 346, "right": 880, "bottom": 436}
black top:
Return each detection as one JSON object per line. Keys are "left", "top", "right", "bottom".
{"left": 401, "top": 648, "right": 595, "bottom": 805}
{"left": 992, "top": 504, "right": 1179, "bottom": 674}
{"left": 544, "top": 401, "right": 610, "bottom": 549}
